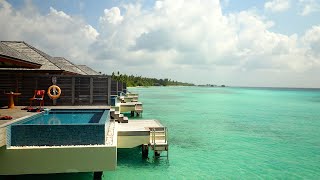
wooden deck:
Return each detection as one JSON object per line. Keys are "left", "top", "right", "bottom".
{"left": 116, "top": 102, "right": 143, "bottom": 114}
{"left": 117, "top": 119, "right": 163, "bottom": 133}
{"left": 117, "top": 120, "right": 167, "bottom": 149}
{"left": 0, "top": 106, "right": 37, "bottom": 126}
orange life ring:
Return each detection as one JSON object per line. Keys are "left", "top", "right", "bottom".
{"left": 47, "top": 85, "right": 61, "bottom": 100}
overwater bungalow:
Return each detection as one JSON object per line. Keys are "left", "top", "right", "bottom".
{"left": 0, "top": 41, "right": 168, "bottom": 179}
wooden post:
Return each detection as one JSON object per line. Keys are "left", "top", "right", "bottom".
{"left": 35, "top": 77, "right": 38, "bottom": 90}
{"left": 90, "top": 77, "right": 93, "bottom": 104}
{"left": 155, "top": 151, "right": 160, "bottom": 157}
{"left": 71, "top": 77, "right": 75, "bottom": 105}
{"left": 142, "top": 144, "right": 149, "bottom": 158}
{"left": 119, "top": 82, "right": 122, "bottom": 93}
{"left": 107, "top": 76, "right": 111, "bottom": 105}
{"left": 116, "top": 81, "right": 118, "bottom": 96}
{"left": 93, "top": 171, "right": 103, "bottom": 180}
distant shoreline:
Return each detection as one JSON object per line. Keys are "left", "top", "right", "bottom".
{"left": 128, "top": 86, "right": 320, "bottom": 90}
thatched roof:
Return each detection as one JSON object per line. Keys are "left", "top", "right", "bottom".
{"left": 0, "top": 68, "right": 63, "bottom": 72}
{"left": 51, "top": 57, "right": 86, "bottom": 75}
{"left": 76, "top": 65, "right": 100, "bottom": 75}
{"left": 1, "top": 41, "right": 60, "bottom": 70}
{"left": 0, "top": 42, "right": 41, "bottom": 68}
{"left": 1, "top": 41, "right": 102, "bottom": 76}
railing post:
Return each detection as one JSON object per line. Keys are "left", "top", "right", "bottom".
{"left": 90, "top": 77, "right": 93, "bottom": 104}
{"left": 116, "top": 81, "right": 118, "bottom": 96}
{"left": 72, "top": 77, "right": 75, "bottom": 105}
{"left": 107, "top": 76, "right": 111, "bottom": 105}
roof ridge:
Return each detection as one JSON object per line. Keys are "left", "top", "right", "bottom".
{"left": 52, "top": 57, "right": 87, "bottom": 75}
{"left": 21, "top": 42, "right": 62, "bottom": 70}
{"left": 66, "top": 59, "right": 88, "bottom": 75}
{"left": 1, "top": 40, "right": 25, "bottom": 43}
{"left": 22, "top": 42, "right": 52, "bottom": 59}
{"left": 76, "top": 64, "right": 100, "bottom": 75}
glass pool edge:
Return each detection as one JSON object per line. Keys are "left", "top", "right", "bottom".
{"left": 7, "top": 108, "right": 112, "bottom": 148}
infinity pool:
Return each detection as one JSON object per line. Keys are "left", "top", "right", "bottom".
{"left": 22, "top": 109, "right": 108, "bottom": 125}
{"left": 8, "top": 109, "right": 110, "bottom": 147}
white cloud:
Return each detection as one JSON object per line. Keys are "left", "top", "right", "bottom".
{"left": 49, "top": 7, "right": 71, "bottom": 20}
{"left": 0, "top": 0, "right": 320, "bottom": 87}
{"left": 302, "top": 26, "right": 320, "bottom": 58}
{"left": 299, "top": 0, "right": 320, "bottom": 16}
{"left": 91, "top": 0, "right": 319, "bottom": 87}
{"left": 93, "top": 0, "right": 311, "bottom": 71}
{"left": 0, "top": 1, "right": 98, "bottom": 64}
{"left": 264, "top": 0, "right": 290, "bottom": 12}
{"left": 99, "top": 7, "right": 123, "bottom": 25}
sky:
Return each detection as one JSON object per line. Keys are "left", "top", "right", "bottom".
{"left": 1, "top": 0, "right": 320, "bottom": 88}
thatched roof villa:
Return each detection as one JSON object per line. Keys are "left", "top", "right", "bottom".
{"left": 0, "top": 41, "right": 121, "bottom": 107}
{"left": 0, "top": 41, "right": 100, "bottom": 75}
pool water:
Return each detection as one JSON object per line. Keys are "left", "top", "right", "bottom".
{"left": 8, "top": 109, "right": 110, "bottom": 147}
{"left": 22, "top": 110, "right": 105, "bottom": 125}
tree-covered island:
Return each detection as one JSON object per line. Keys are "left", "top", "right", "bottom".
{"left": 111, "top": 72, "right": 194, "bottom": 87}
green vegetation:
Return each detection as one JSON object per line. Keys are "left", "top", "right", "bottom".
{"left": 111, "top": 71, "right": 194, "bottom": 87}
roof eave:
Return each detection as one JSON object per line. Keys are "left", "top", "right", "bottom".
{"left": 0, "top": 55, "right": 42, "bottom": 68}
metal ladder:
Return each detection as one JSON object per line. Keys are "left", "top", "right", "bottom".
{"left": 150, "top": 127, "right": 168, "bottom": 160}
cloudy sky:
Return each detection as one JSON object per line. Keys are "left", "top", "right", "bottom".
{"left": 1, "top": 0, "right": 320, "bottom": 87}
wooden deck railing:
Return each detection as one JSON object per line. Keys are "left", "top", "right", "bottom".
{"left": 0, "top": 73, "right": 126, "bottom": 106}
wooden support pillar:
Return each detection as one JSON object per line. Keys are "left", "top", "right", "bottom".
{"left": 116, "top": 81, "right": 118, "bottom": 96}
{"left": 90, "top": 77, "right": 93, "bottom": 104}
{"left": 35, "top": 77, "right": 38, "bottom": 90}
{"left": 71, "top": 77, "right": 75, "bottom": 105}
{"left": 93, "top": 171, "right": 103, "bottom": 180}
{"left": 107, "top": 76, "right": 111, "bottom": 105}
{"left": 155, "top": 151, "right": 160, "bottom": 157}
{"left": 142, "top": 144, "right": 149, "bottom": 159}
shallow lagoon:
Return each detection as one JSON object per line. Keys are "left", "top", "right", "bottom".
{"left": 3, "top": 86, "right": 320, "bottom": 179}
{"left": 106, "top": 86, "right": 320, "bottom": 179}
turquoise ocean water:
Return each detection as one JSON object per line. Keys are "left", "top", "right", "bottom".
{"left": 4, "top": 86, "right": 320, "bottom": 179}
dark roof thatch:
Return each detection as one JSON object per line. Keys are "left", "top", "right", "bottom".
{"left": 0, "top": 68, "right": 63, "bottom": 72}
{"left": 1, "top": 41, "right": 102, "bottom": 76}
{"left": 1, "top": 41, "right": 60, "bottom": 70}
{"left": 0, "top": 42, "right": 41, "bottom": 68}
{"left": 51, "top": 57, "right": 86, "bottom": 75}
{"left": 76, "top": 65, "right": 100, "bottom": 75}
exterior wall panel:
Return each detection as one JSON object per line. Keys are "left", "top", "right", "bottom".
{"left": 0, "top": 73, "right": 123, "bottom": 106}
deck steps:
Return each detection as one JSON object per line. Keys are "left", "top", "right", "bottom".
{"left": 149, "top": 127, "right": 168, "bottom": 159}
{"left": 110, "top": 109, "right": 128, "bottom": 123}
{"left": 135, "top": 103, "right": 143, "bottom": 114}
{"left": 122, "top": 117, "right": 128, "bottom": 123}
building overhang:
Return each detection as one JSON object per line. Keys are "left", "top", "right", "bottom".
{"left": 0, "top": 55, "right": 41, "bottom": 69}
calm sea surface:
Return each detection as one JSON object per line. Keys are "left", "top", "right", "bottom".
{"left": 5, "top": 86, "right": 320, "bottom": 179}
